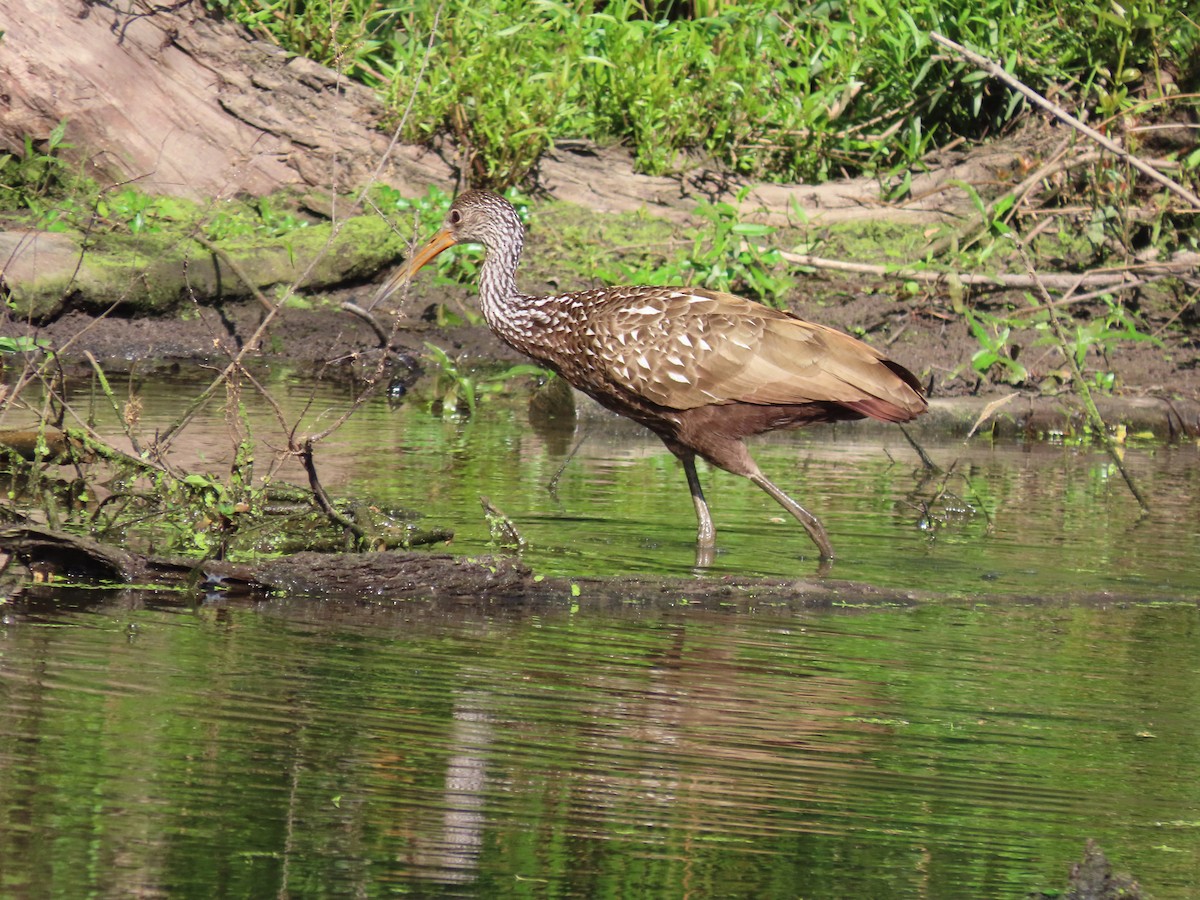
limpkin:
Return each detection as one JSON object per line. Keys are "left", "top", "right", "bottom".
{"left": 371, "top": 190, "right": 927, "bottom": 560}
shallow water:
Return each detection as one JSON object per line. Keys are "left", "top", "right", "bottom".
{"left": 339, "top": 396, "right": 1199, "bottom": 597}
{"left": 48, "top": 368, "right": 1194, "bottom": 596}
{"left": 1, "top": 370, "right": 1198, "bottom": 896}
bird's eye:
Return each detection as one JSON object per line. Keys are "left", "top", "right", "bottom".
{"left": 448, "top": 209, "right": 462, "bottom": 226}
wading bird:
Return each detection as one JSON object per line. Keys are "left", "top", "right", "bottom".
{"left": 371, "top": 190, "right": 926, "bottom": 561}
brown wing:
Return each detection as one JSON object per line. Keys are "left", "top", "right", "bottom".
{"left": 584, "top": 287, "right": 925, "bottom": 419}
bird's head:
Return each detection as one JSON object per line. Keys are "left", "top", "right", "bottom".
{"left": 368, "top": 190, "right": 521, "bottom": 310}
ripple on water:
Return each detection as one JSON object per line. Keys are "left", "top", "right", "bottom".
{"left": 1, "top": 592, "right": 1199, "bottom": 897}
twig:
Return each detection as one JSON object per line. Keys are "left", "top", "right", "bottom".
{"left": 341, "top": 300, "right": 391, "bottom": 348}
{"left": 83, "top": 351, "right": 143, "bottom": 457}
{"left": 156, "top": 11, "right": 445, "bottom": 459}
{"left": 301, "top": 438, "right": 374, "bottom": 548}
{"left": 920, "top": 139, "right": 1088, "bottom": 259}
{"left": 778, "top": 250, "right": 1195, "bottom": 291}
{"left": 929, "top": 32, "right": 1200, "bottom": 211}
{"left": 1015, "top": 249, "right": 1151, "bottom": 513}
{"left": 1007, "top": 280, "right": 1158, "bottom": 317}
{"left": 192, "top": 234, "right": 276, "bottom": 312}
{"left": 965, "top": 393, "right": 1020, "bottom": 440}
{"left": 546, "top": 425, "right": 591, "bottom": 498}
{"left": 353, "top": 6, "right": 443, "bottom": 208}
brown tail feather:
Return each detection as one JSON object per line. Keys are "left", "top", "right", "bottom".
{"left": 844, "top": 396, "right": 922, "bottom": 423}
{"left": 883, "top": 359, "right": 926, "bottom": 396}
{"left": 845, "top": 361, "right": 928, "bottom": 423}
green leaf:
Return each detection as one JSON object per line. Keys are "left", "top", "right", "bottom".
{"left": 731, "top": 222, "right": 773, "bottom": 237}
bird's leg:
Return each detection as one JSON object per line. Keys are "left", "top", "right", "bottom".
{"left": 748, "top": 471, "right": 835, "bottom": 561}
{"left": 679, "top": 452, "right": 716, "bottom": 548}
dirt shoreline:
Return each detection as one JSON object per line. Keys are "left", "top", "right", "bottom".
{"left": 11, "top": 287, "right": 1199, "bottom": 439}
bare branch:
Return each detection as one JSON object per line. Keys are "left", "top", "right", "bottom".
{"left": 780, "top": 249, "right": 1198, "bottom": 292}
{"left": 301, "top": 438, "right": 374, "bottom": 548}
{"left": 929, "top": 32, "right": 1200, "bottom": 210}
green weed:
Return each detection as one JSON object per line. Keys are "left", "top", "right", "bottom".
{"left": 0, "top": 121, "right": 81, "bottom": 231}
{"left": 597, "top": 188, "right": 794, "bottom": 306}
{"left": 213, "top": 0, "right": 1200, "bottom": 189}
{"left": 0, "top": 336, "right": 51, "bottom": 355}
{"left": 205, "top": 196, "right": 310, "bottom": 241}
{"left": 1032, "top": 294, "right": 1162, "bottom": 393}
{"left": 964, "top": 308, "right": 1028, "bottom": 386}
{"left": 423, "top": 342, "right": 547, "bottom": 418}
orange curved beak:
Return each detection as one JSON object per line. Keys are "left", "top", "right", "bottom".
{"left": 368, "top": 227, "right": 458, "bottom": 311}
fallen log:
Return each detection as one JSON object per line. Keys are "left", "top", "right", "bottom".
{"left": 0, "top": 524, "right": 924, "bottom": 606}
{"left": 1, "top": 525, "right": 1191, "bottom": 610}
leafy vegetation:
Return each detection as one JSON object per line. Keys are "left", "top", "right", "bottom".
{"left": 211, "top": 0, "right": 1199, "bottom": 190}
{"left": 0, "top": 0, "right": 1193, "bottom": 555}
{"left": 597, "top": 187, "right": 794, "bottom": 307}
{"left": 193, "top": 0, "right": 1196, "bottom": 428}
{"left": 422, "top": 342, "right": 547, "bottom": 418}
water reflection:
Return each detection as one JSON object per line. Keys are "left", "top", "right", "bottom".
{"left": 2, "top": 591, "right": 1197, "bottom": 897}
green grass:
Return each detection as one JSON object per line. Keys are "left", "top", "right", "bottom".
{"left": 210, "top": 0, "right": 1198, "bottom": 190}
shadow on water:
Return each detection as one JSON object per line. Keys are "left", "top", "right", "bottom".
{"left": 2, "top": 372, "right": 1198, "bottom": 896}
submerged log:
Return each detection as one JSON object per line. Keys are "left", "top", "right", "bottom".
{"left": 1, "top": 525, "right": 1186, "bottom": 610}
{"left": 0, "top": 427, "right": 91, "bottom": 463}
{"left": 0, "top": 525, "right": 924, "bottom": 606}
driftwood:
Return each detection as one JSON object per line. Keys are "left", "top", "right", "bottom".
{"left": 0, "top": 427, "right": 90, "bottom": 462}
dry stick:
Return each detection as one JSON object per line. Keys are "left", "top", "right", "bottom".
{"left": 303, "top": 11, "right": 448, "bottom": 446}
{"left": 156, "top": 9, "right": 444, "bottom": 459}
{"left": 929, "top": 32, "right": 1200, "bottom": 211}
{"left": 776, "top": 250, "right": 1196, "bottom": 291}
{"left": 82, "top": 351, "right": 143, "bottom": 457}
{"left": 1148, "top": 284, "right": 1200, "bottom": 341}
{"left": 226, "top": 362, "right": 304, "bottom": 484}
{"left": 342, "top": 301, "right": 391, "bottom": 347}
{"left": 1017, "top": 249, "right": 1152, "bottom": 513}
{"left": 899, "top": 424, "right": 941, "bottom": 473}
{"left": 301, "top": 438, "right": 373, "bottom": 547}
{"left": 1007, "top": 279, "right": 1160, "bottom": 317}
{"left": 353, "top": 5, "right": 442, "bottom": 208}
{"left": 152, "top": 237, "right": 287, "bottom": 454}
{"left": 192, "top": 235, "right": 276, "bottom": 312}
{"left": 185, "top": 19, "right": 446, "bottom": 537}
{"left": 921, "top": 139, "right": 1086, "bottom": 259}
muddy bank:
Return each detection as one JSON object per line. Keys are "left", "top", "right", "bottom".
{"left": 9, "top": 288, "right": 1199, "bottom": 439}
